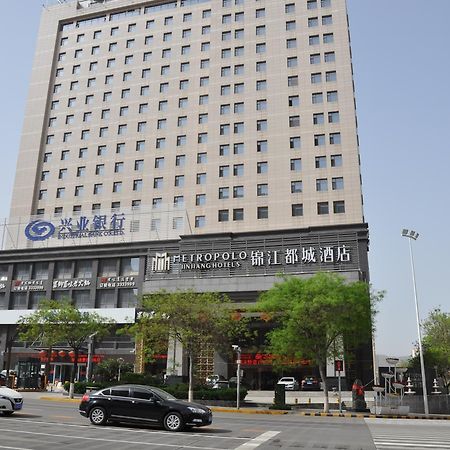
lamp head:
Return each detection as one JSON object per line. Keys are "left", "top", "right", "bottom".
{"left": 402, "top": 229, "right": 419, "bottom": 240}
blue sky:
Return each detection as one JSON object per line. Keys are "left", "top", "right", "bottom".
{"left": 1, "top": 1, "right": 449, "bottom": 357}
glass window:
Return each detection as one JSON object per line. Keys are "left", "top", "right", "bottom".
{"left": 55, "top": 261, "right": 72, "bottom": 279}
{"left": 97, "top": 290, "right": 116, "bottom": 308}
{"left": 333, "top": 200, "right": 345, "bottom": 214}
{"left": 291, "top": 181, "right": 303, "bottom": 193}
{"left": 317, "top": 202, "right": 329, "bottom": 215}
{"left": 75, "top": 260, "right": 92, "bottom": 278}
{"left": 257, "top": 206, "right": 268, "bottom": 219}
{"left": 99, "top": 259, "right": 117, "bottom": 277}
{"left": 121, "top": 258, "right": 139, "bottom": 276}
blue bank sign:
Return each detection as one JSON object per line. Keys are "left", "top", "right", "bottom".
{"left": 25, "top": 213, "right": 126, "bottom": 242}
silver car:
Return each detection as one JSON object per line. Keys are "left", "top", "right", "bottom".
{"left": 277, "top": 377, "right": 299, "bottom": 391}
{"left": 0, "top": 387, "right": 23, "bottom": 416}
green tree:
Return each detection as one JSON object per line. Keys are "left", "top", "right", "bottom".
{"left": 409, "top": 308, "right": 449, "bottom": 393}
{"left": 256, "top": 273, "right": 382, "bottom": 412}
{"left": 94, "top": 358, "right": 133, "bottom": 382}
{"left": 133, "top": 291, "right": 248, "bottom": 402}
{"left": 18, "top": 299, "right": 114, "bottom": 398}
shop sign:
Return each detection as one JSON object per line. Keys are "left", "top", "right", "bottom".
{"left": 24, "top": 212, "right": 126, "bottom": 242}
{"left": 98, "top": 276, "right": 136, "bottom": 288}
{"left": 240, "top": 353, "right": 311, "bottom": 367}
{"left": 52, "top": 279, "right": 92, "bottom": 289}
{"left": 150, "top": 245, "right": 351, "bottom": 273}
{"left": 12, "top": 280, "right": 45, "bottom": 292}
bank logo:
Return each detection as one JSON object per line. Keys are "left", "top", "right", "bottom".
{"left": 25, "top": 220, "right": 56, "bottom": 241}
{"left": 151, "top": 252, "right": 171, "bottom": 273}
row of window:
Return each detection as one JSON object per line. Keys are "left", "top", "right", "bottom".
{"left": 1, "top": 257, "right": 139, "bottom": 281}
{"left": 59, "top": 0, "right": 332, "bottom": 40}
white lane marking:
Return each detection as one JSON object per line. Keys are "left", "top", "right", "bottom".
{"left": 3, "top": 417, "right": 248, "bottom": 440}
{"left": 0, "top": 428, "right": 225, "bottom": 450}
{"left": 375, "top": 444, "right": 450, "bottom": 449}
{"left": 0, "top": 446, "right": 33, "bottom": 450}
{"left": 234, "top": 431, "right": 280, "bottom": 449}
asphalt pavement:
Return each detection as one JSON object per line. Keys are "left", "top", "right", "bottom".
{"left": 0, "top": 393, "right": 449, "bottom": 450}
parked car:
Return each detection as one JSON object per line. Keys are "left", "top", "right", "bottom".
{"left": 79, "top": 384, "right": 212, "bottom": 431}
{"left": 205, "top": 374, "right": 226, "bottom": 386}
{"left": 211, "top": 380, "right": 229, "bottom": 389}
{"left": 301, "top": 376, "right": 321, "bottom": 391}
{"left": 0, "top": 386, "right": 23, "bottom": 416}
{"left": 277, "top": 377, "right": 299, "bottom": 391}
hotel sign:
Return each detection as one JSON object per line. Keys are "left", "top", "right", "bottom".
{"left": 12, "top": 280, "right": 46, "bottom": 292}
{"left": 52, "top": 279, "right": 92, "bottom": 289}
{"left": 24, "top": 213, "right": 126, "bottom": 242}
{"left": 150, "top": 245, "right": 351, "bottom": 273}
{"left": 98, "top": 276, "right": 136, "bottom": 288}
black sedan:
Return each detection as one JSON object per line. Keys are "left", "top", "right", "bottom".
{"left": 79, "top": 384, "right": 212, "bottom": 432}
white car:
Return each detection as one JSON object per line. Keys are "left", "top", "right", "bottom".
{"left": 277, "top": 377, "right": 299, "bottom": 391}
{"left": 0, "top": 387, "right": 23, "bottom": 416}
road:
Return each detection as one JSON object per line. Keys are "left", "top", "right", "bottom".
{"left": 0, "top": 396, "right": 448, "bottom": 450}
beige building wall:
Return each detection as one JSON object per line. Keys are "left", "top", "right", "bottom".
{"left": 10, "top": 0, "right": 364, "bottom": 236}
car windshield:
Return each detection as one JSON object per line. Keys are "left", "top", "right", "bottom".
{"left": 150, "top": 386, "right": 177, "bottom": 401}
{"left": 280, "top": 378, "right": 293, "bottom": 382}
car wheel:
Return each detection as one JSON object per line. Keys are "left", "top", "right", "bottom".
{"left": 89, "top": 406, "right": 108, "bottom": 425}
{"left": 3, "top": 411, "right": 13, "bottom": 416}
{"left": 164, "top": 412, "right": 184, "bottom": 432}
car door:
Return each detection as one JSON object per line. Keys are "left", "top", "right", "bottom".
{"left": 108, "top": 387, "right": 132, "bottom": 420}
{"left": 129, "top": 387, "right": 161, "bottom": 423}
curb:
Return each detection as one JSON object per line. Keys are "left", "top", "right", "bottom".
{"left": 296, "top": 411, "right": 450, "bottom": 420}
{"left": 210, "top": 407, "right": 288, "bottom": 415}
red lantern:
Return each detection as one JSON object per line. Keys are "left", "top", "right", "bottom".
{"left": 58, "top": 350, "right": 66, "bottom": 358}
{"left": 51, "top": 351, "right": 58, "bottom": 358}
{"left": 68, "top": 351, "right": 75, "bottom": 358}
{"left": 39, "top": 350, "right": 47, "bottom": 356}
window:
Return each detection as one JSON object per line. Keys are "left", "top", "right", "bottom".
{"left": 288, "top": 76, "right": 298, "bottom": 87}
{"left": 233, "top": 208, "right": 244, "bottom": 221}
{"left": 256, "top": 25, "right": 266, "bottom": 36}
{"left": 315, "top": 156, "right": 326, "bottom": 168}
{"left": 233, "top": 186, "right": 244, "bottom": 198}
{"left": 221, "top": 66, "right": 231, "bottom": 77}
{"left": 322, "top": 15, "right": 333, "bottom": 25}
{"left": 196, "top": 194, "right": 206, "bottom": 206}
{"left": 313, "top": 113, "right": 324, "bottom": 125}
{"left": 256, "top": 43, "right": 266, "bottom": 53}
{"left": 135, "top": 160, "right": 144, "bottom": 171}
{"left": 58, "top": 168, "right": 67, "bottom": 180}
{"left": 289, "top": 115, "right": 300, "bottom": 127}
{"left": 107, "top": 58, "right": 116, "bottom": 68}
{"left": 74, "top": 185, "right": 84, "bottom": 197}
{"left": 329, "top": 132, "right": 341, "bottom": 144}
{"left": 235, "top": 11, "right": 244, "bottom": 22}
{"left": 181, "top": 45, "right": 190, "bottom": 55}
{"left": 56, "top": 187, "right": 65, "bottom": 199}
{"left": 197, "top": 173, "right": 207, "bottom": 184}
{"left": 116, "top": 143, "right": 125, "bottom": 154}
{"left": 141, "top": 85, "right": 150, "bottom": 96}
{"left": 256, "top": 99, "right": 267, "bottom": 111}
{"left": 119, "top": 106, "right": 128, "bottom": 116}
{"left": 118, "top": 124, "right": 127, "bottom": 135}
{"left": 257, "top": 206, "right": 268, "bottom": 219}
{"left": 220, "top": 144, "right": 230, "bottom": 156}
{"left": 174, "top": 175, "right": 184, "bottom": 187}
{"left": 257, "top": 161, "right": 268, "bottom": 174}
{"left": 311, "top": 73, "right": 322, "bottom": 84}
{"left": 309, "top": 35, "right": 320, "bottom": 45}
{"left": 200, "top": 59, "right": 210, "bottom": 68}
{"left": 233, "top": 164, "right": 244, "bottom": 176}
{"left": 326, "top": 70, "right": 337, "bottom": 82}
{"left": 312, "top": 92, "right": 324, "bottom": 104}
{"left": 257, "top": 119, "right": 267, "bottom": 131}
{"left": 256, "top": 79, "right": 267, "bottom": 91}
{"left": 328, "top": 111, "right": 340, "bottom": 123}
{"left": 222, "top": 31, "right": 231, "bottom": 42}
{"left": 234, "top": 142, "right": 244, "bottom": 154}
{"left": 180, "top": 62, "right": 190, "bottom": 72}
{"left": 234, "top": 122, "right": 244, "bottom": 134}
{"left": 317, "top": 202, "right": 329, "bottom": 215}
{"left": 331, "top": 154, "right": 343, "bottom": 167}
{"left": 198, "top": 132, "right": 208, "bottom": 143}
{"left": 178, "top": 116, "right": 187, "bottom": 127}
{"left": 203, "top": 9, "right": 211, "bottom": 18}
{"left": 174, "top": 196, "right": 185, "bottom": 208}
{"left": 234, "top": 64, "right": 244, "bottom": 75}
{"left": 218, "top": 210, "right": 229, "bottom": 222}
{"left": 219, "top": 165, "right": 230, "bottom": 177}
{"left": 292, "top": 204, "right": 303, "bottom": 217}
{"left": 176, "top": 135, "right": 186, "bottom": 146}
{"left": 316, "top": 178, "right": 328, "bottom": 191}
{"left": 310, "top": 53, "right": 321, "bottom": 64}
{"left": 114, "top": 162, "right": 124, "bottom": 173}
{"left": 308, "top": 0, "right": 318, "bottom": 9}
{"left": 257, "top": 183, "right": 268, "bottom": 196}
{"left": 133, "top": 179, "right": 143, "bottom": 191}
{"left": 132, "top": 200, "right": 141, "bottom": 210}
{"left": 234, "top": 102, "right": 244, "bottom": 113}
{"left": 76, "top": 166, "right": 85, "bottom": 177}
{"left": 95, "top": 164, "right": 105, "bottom": 175}
{"left": 152, "top": 198, "right": 162, "bottom": 209}
{"left": 314, "top": 134, "right": 326, "bottom": 146}
{"left": 234, "top": 46, "right": 244, "bottom": 56}
{"left": 324, "top": 51, "right": 335, "bottom": 62}
{"left": 287, "top": 57, "right": 298, "bottom": 68}
{"left": 289, "top": 95, "right": 300, "bottom": 107}
{"left": 197, "top": 152, "right": 207, "bottom": 163}
{"left": 157, "top": 119, "right": 167, "bottom": 129}
{"left": 323, "top": 33, "right": 334, "bottom": 44}
{"left": 202, "top": 25, "right": 211, "bottom": 35}
{"left": 222, "top": 48, "right": 231, "bottom": 59}
{"left": 327, "top": 90, "right": 338, "bottom": 102}
{"left": 286, "top": 20, "right": 296, "bottom": 31}
{"left": 200, "top": 76, "right": 209, "bottom": 86}
{"left": 79, "top": 148, "right": 87, "bottom": 158}
{"left": 139, "top": 103, "right": 148, "bottom": 113}
{"left": 44, "top": 152, "right": 52, "bottom": 163}
{"left": 199, "top": 95, "right": 208, "bottom": 105}
{"left": 195, "top": 216, "right": 205, "bottom": 228}
{"left": 182, "top": 28, "right": 192, "bottom": 38}
{"left": 290, "top": 158, "right": 302, "bottom": 171}
{"left": 333, "top": 200, "right": 345, "bottom": 214}
{"left": 286, "top": 38, "right": 296, "bottom": 49}
{"left": 39, "top": 189, "right": 47, "bottom": 200}
{"left": 290, "top": 136, "right": 301, "bottom": 149}
{"left": 291, "top": 181, "right": 303, "bottom": 193}
{"left": 113, "top": 181, "right": 122, "bottom": 193}
{"left": 332, "top": 177, "right": 344, "bottom": 190}
{"left": 256, "top": 8, "right": 265, "bottom": 18}
{"left": 198, "top": 113, "right": 208, "bottom": 124}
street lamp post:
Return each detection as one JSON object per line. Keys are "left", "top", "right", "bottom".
{"left": 117, "top": 357, "right": 125, "bottom": 382}
{"left": 232, "top": 345, "right": 241, "bottom": 410}
{"left": 401, "top": 229, "right": 429, "bottom": 416}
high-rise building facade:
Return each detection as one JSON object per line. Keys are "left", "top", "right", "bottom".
{"left": 1, "top": 0, "right": 371, "bottom": 389}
